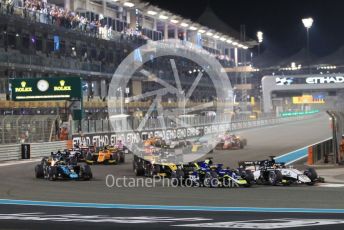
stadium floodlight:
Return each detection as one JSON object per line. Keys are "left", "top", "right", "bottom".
{"left": 159, "top": 15, "right": 168, "bottom": 20}
{"left": 198, "top": 29, "right": 206, "bottom": 33}
{"left": 257, "top": 31, "right": 263, "bottom": 55}
{"left": 220, "top": 37, "right": 226, "bottom": 41}
{"left": 147, "top": 11, "right": 157, "bottom": 16}
{"left": 232, "top": 42, "right": 238, "bottom": 46}
{"left": 123, "top": 2, "right": 134, "bottom": 7}
{"left": 189, "top": 26, "right": 198, "bottom": 30}
{"left": 206, "top": 32, "right": 213, "bottom": 36}
{"left": 302, "top": 17, "right": 313, "bottom": 29}
{"left": 213, "top": 35, "right": 220, "bottom": 39}
{"left": 302, "top": 17, "right": 313, "bottom": 73}
{"left": 170, "top": 19, "right": 179, "bottom": 24}
{"left": 180, "top": 22, "right": 189, "bottom": 27}
{"left": 226, "top": 39, "right": 232, "bottom": 44}
{"left": 257, "top": 31, "right": 263, "bottom": 43}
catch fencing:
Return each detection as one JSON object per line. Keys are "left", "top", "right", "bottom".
{"left": 0, "top": 115, "right": 60, "bottom": 144}
{"left": 0, "top": 141, "right": 67, "bottom": 162}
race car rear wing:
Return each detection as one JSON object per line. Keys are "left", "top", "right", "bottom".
{"left": 238, "top": 161, "right": 261, "bottom": 167}
{"left": 238, "top": 159, "right": 286, "bottom": 169}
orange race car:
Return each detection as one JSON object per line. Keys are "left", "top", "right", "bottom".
{"left": 144, "top": 136, "right": 168, "bottom": 148}
{"left": 85, "top": 145, "right": 125, "bottom": 165}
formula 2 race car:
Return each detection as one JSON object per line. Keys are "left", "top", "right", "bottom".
{"left": 67, "top": 145, "right": 97, "bottom": 162}
{"left": 215, "top": 133, "right": 247, "bottom": 150}
{"left": 238, "top": 157, "right": 324, "bottom": 186}
{"left": 85, "top": 142, "right": 126, "bottom": 165}
{"left": 171, "top": 159, "right": 253, "bottom": 188}
{"left": 35, "top": 152, "right": 92, "bottom": 181}
{"left": 133, "top": 151, "right": 178, "bottom": 177}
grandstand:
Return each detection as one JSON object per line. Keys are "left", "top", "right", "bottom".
{"left": 0, "top": 0, "right": 255, "bottom": 141}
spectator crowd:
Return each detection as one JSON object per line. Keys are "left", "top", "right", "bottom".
{"left": 0, "top": 0, "right": 150, "bottom": 42}
{"left": 23, "top": 0, "right": 104, "bottom": 36}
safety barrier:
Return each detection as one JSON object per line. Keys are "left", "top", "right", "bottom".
{"left": 0, "top": 144, "right": 21, "bottom": 161}
{"left": 307, "top": 138, "right": 333, "bottom": 165}
{"left": 0, "top": 141, "right": 67, "bottom": 162}
{"left": 29, "top": 141, "right": 67, "bottom": 158}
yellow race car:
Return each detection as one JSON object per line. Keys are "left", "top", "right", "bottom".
{"left": 85, "top": 146, "right": 122, "bottom": 165}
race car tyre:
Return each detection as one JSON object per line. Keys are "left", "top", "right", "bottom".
{"left": 222, "top": 177, "right": 232, "bottom": 188}
{"left": 304, "top": 168, "right": 318, "bottom": 182}
{"left": 35, "top": 164, "right": 44, "bottom": 178}
{"left": 133, "top": 156, "right": 141, "bottom": 169}
{"left": 119, "top": 153, "right": 125, "bottom": 163}
{"left": 239, "top": 141, "right": 244, "bottom": 149}
{"left": 242, "top": 139, "right": 247, "bottom": 146}
{"left": 245, "top": 170, "right": 254, "bottom": 183}
{"left": 204, "top": 171, "right": 219, "bottom": 188}
{"left": 256, "top": 178, "right": 264, "bottom": 185}
{"left": 81, "top": 165, "right": 93, "bottom": 180}
{"left": 133, "top": 161, "right": 145, "bottom": 176}
{"left": 116, "top": 153, "right": 121, "bottom": 164}
{"left": 41, "top": 157, "right": 49, "bottom": 165}
{"left": 171, "top": 170, "right": 184, "bottom": 186}
{"left": 134, "top": 167, "right": 145, "bottom": 176}
{"left": 149, "top": 165, "right": 160, "bottom": 177}
{"left": 171, "top": 171, "right": 178, "bottom": 186}
{"left": 110, "top": 153, "right": 117, "bottom": 164}
{"left": 48, "top": 166, "right": 57, "bottom": 181}
{"left": 86, "top": 152, "right": 93, "bottom": 161}
{"left": 268, "top": 170, "right": 282, "bottom": 185}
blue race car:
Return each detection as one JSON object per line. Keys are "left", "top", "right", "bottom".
{"left": 35, "top": 152, "right": 93, "bottom": 181}
{"left": 171, "top": 159, "right": 252, "bottom": 187}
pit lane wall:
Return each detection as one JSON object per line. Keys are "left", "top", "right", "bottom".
{"left": 276, "top": 137, "right": 339, "bottom": 166}
{"left": 307, "top": 137, "right": 344, "bottom": 165}
{"left": 72, "top": 115, "right": 316, "bottom": 147}
{"left": 0, "top": 141, "right": 67, "bottom": 162}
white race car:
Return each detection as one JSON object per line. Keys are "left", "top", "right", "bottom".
{"left": 238, "top": 157, "right": 324, "bottom": 186}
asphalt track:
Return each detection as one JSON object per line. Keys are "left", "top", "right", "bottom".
{"left": 1, "top": 204, "right": 344, "bottom": 230}
{"left": 1, "top": 112, "right": 343, "bottom": 229}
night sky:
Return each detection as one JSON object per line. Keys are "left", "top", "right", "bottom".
{"left": 144, "top": 0, "right": 344, "bottom": 58}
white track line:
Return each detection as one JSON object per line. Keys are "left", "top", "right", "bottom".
{"left": 316, "top": 183, "right": 344, "bottom": 188}
{"left": 0, "top": 159, "right": 40, "bottom": 167}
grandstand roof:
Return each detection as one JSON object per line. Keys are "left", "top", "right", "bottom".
{"left": 197, "top": 6, "right": 257, "bottom": 47}
{"left": 277, "top": 48, "right": 317, "bottom": 67}
{"left": 316, "top": 46, "right": 344, "bottom": 66}
{"left": 252, "top": 50, "right": 282, "bottom": 68}
{"left": 127, "top": 0, "right": 254, "bottom": 48}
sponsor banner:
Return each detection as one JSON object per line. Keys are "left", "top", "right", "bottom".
{"left": 275, "top": 75, "right": 344, "bottom": 86}
{"left": 72, "top": 124, "right": 232, "bottom": 146}
{"left": 10, "top": 77, "right": 82, "bottom": 101}
{"left": 292, "top": 95, "right": 325, "bottom": 104}
{"left": 280, "top": 110, "right": 319, "bottom": 117}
